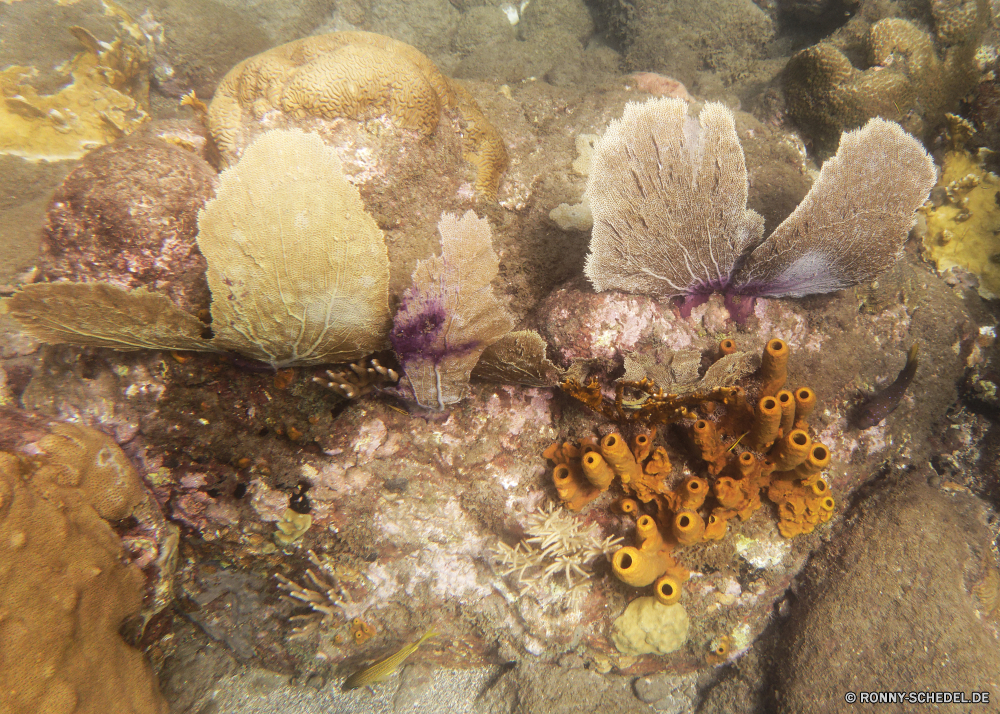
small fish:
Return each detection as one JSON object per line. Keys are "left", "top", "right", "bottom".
{"left": 341, "top": 630, "right": 438, "bottom": 691}
{"left": 852, "top": 344, "right": 919, "bottom": 429}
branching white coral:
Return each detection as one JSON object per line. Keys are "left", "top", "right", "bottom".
{"left": 492, "top": 502, "right": 622, "bottom": 606}
{"left": 274, "top": 549, "right": 363, "bottom": 640}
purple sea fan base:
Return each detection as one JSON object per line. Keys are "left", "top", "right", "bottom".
{"left": 389, "top": 287, "right": 482, "bottom": 366}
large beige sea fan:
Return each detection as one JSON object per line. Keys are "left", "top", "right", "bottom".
{"left": 197, "top": 129, "right": 390, "bottom": 366}
{"left": 4, "top": 129, "right": 391, "bottom": 367}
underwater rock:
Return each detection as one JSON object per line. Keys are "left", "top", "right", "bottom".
{"left": 608, "top": 0, "right": 775, "bottom": 94}
{"left": 39, "top": 122, "right": 217, "bottom": 313}
{"left": 783, "top": 1, "right": 988, "bottom": 150}
{"left": 764, "top": 479, "right": 1000, "bottom": 713}
{"left": 584, "top": 98, "right": 936, "bottom": 320}
{"left": 391, "top": 211, "right": 514, "bottom": 409}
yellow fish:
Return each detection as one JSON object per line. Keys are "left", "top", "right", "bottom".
{"left": 341, "top": 630, "right": 438, "bottom": 691}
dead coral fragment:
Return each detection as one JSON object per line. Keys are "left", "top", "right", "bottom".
{"left": 391, "top": 211, "right": 515, "bottom": 410}
{"left": 492, "top": 502, "right": 622, "bottom": 607}
{"left": 584, "top": 98, "right": 936, "bottom": 318}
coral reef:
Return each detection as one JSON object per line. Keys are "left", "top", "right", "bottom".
{"left": 552, "top": 339, "right": 835, "bottom": 602}
{"left": 5, "top": 129, "right": 392, "bottom": 368}
{"left": 208, "top": 31, "right": 508, "bottom": 200}
{"left": 584, "top": 98, "right": 936, "bottom": 319}
{"left": 391, "top": 211, "right": 514, "bottom": 409}
{"left": 920, "top": 141, "right": 1000, "bottom": 299}
{"left": 39, "top": 121, "right": 217, "bottom": 313}
{"left": 783, "top": 0, "right": 988, "bottom": 150}
{"left": 0, "top": 415, "right": 167, "bottom": 713}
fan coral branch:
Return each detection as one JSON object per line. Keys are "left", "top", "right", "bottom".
{"left": 584, "top": 98, "right": 936, "bottom": 319}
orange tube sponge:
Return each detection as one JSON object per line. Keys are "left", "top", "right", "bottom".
{"left": 692, "top": 419, "right": 727, "bottom": 475}
{"left": 768, "top": 429, "right": 812, "bottom": 471}
{"left": 552, "top": 463, "right": 599, "bottom": 511}
{"left": 759, "top": 338, "right": 789, "bottom": 396}
{"left": 581, "top": 450, "right": 615, "bottom": 490}
{"left": 719, "top": 338, "right": 737, "bottom": 356}
{"left": 612, "top": 546, "right": 669, "bottom": 587}
{"left": 673, "top": 509, "right": 706, "bottom": 545}
{"left": 654, "top": 573, "right": 683, "bottom": 606}
{"left": 777, "top": 389, "right": 795, "bottom": 438}
{"left": 631, "top": 430, "right": 654, "bottom": 463}
{"left": 793, "top": 443, "right": 832, "bottom": 483}
{"left": 600, "top": 432, "right": 642, "bottom": 485}
{"left": 714, "top": 476, "right": 745, "bottom": 511}
{"left": 746, "top": 395, "right": 781, "bottom": 452}
{"left": 793, "top": 387, "right": 816, "bottom": 429}
{"left": 635, "top": 513, "right": 665, "bottom": 551}
{"left": 678, "top": 476, "right": 708, "bottom": 510}
{"left": 702, "top": 513, "right": 727, "bottom": 541}
{"left": 618, "top": 498, "right": 639, "bottom": 515}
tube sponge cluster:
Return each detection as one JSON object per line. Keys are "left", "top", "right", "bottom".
{"left": 546, "top": 339, "right": 835, "bottom": 605}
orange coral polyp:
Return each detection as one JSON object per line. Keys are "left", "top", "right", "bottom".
{"left": 581, "top": 451, "right": 615, "bottom": 489}
{"left": 768, "top": 429, "right": 812, "bottom": 471}
{"left": 759, "top": 338, "right": 789, "bottom": 396}
{"left": 600, "top": 432, "right": 642, "bottom": 485}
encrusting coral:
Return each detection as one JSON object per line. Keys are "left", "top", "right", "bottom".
{"left": 0, "top": 2, "right": 151, "bottom": 160}
{"left": 549, "top": 339, "right": 835, "bottom": 606}
{"left": 584, "top": 98, "right": 937, "bottom": 321}
{"left": 208, "top": 31, "right": 508, "bottom": 199}
{"left": 920, "top": 119, "right": 1000, "bottom": 299}
{"left": 4, "top": 128, "right": 392, "bottom": 368}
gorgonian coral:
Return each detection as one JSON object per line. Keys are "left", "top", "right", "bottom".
{"left": 584, "top": 98, "right": 937, "bottom": 320}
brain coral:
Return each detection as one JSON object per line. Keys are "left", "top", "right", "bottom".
{"left": 0, "top": 417, "right": 165, "bottom": 714}
{"left": 208, "top": 31, "right": 508, "bottom": 200}
{"left": 783, "top": 0, "right": 988, "bottom": 150}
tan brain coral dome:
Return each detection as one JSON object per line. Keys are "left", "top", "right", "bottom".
{"left": 207, "top": 31, "right": 508, "bottom": 199}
